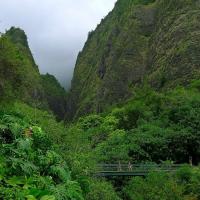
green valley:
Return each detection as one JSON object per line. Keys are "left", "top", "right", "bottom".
{"left": 1, "top": 0, "right": 200, "bottom": 199}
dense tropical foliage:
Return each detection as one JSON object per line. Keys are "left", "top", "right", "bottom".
{"left": 65, "top": 82, "right": 200, "bottom": 166}
{"left": 62, "top": 82, "right": 200, "bottom": 199}
{"left": 2, "top": 82, "right": 200, "bottom": 199}
{"left": 0, "top": 110, "right": 84, "bottom": 199}
{"left": 1, "top": 0, "right": 200, "bottom": 199}
{"left": 123, "top": 167, "right": 200, "bottom": 200}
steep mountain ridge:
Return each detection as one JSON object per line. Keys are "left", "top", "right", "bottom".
{"left": 5, "top": 27, "right": 38, "bottom": 70}
{"left": 67, "top": 0, "right": 200, "bottom": 119}
{"left": 0, "top": 27, "right": 66, "bottom": 120}
{"left": 0, "top": 28, "right": 43, "bottom": 103}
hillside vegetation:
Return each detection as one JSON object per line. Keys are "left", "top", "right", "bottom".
{"left": 2, "top": 82, "right": 200, "bottom": 199}
{"left": 0, "top": 107, "right": 83, "bottom": 200}
{"left": 0, "top": 27, "right": 66, "bottom": 120}
{"left": 67, "top": 0, "right": 200, "bottom": 119}
{"left": 63, "top": 81, "right": 200, "bottom": 199}
{"left": 0, "top": 28, "right": 43, "bottom": 104}
{"left": 41, "top": 74, "right": 66, "bottom": 121}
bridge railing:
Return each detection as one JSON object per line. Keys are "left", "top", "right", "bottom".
{"left": 96, "top": 163, "right": 183, "bottom": 173}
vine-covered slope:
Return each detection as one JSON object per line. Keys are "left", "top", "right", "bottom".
{"left": 67, "top": 0, "right": 200, "bottom": 119}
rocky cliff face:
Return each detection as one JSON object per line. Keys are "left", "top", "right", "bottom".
{"left": 67, "top": 0, "right": 200, "bottom": 119}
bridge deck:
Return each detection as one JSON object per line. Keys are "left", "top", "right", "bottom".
{"left": 96, "top": 164, "right": 184, "bottom": 177}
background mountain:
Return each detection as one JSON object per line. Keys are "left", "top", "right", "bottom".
{"left": 41, "top": 73, "right": 66, "bottom": 120}
{"left": 67, "top": 0, "right": 200, "bottom": 119}
{"left": 0, "top": 27, "right": 66, "bottom": 120}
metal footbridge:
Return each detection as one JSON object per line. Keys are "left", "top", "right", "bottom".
{"left": 96, "top": 163, "right": 184, "bottom": 177}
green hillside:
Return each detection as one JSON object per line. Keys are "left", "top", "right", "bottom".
{"left": 0, "top": 27, "right": 66, "bottom": 120}
{"left": 41, "top": 74, "right": 66, "bottom": 121}
{"left": 67, "top": 0, "right": 200, "bottom": 119}
{"left": 0, "top": 28, "right": 43, "bottom": 104}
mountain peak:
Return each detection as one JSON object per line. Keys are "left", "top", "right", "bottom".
{"left": 5, "top": 26, "right": 29, "bottom": 48}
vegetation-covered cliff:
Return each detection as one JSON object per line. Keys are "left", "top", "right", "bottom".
{"left": 0, "top": 27, "right": 43, "bottom": 104}
{"left": 0, "top": 27, "right": 86, "bottom": 199}
{"left": 0, "top": 27, "right": 66, "bottom": 120}
{"left": 68, "top": 0, "right": 200, "bottom": 119}
{"left": 41, "top": 74, "right": 66, "bottom": 120}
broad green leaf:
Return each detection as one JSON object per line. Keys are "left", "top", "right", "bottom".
{"left": 40, "top": 195, "right": 55, "bottom": 200}
{"left": 26, "top": 195, "right": 37, "bottom": 200}
{"left": 6, "top": 176, "right": 26, "bottom": 186}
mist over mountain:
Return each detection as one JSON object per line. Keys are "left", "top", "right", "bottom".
{"left": 0, "top": 0, "right": 117, "bottom": 88}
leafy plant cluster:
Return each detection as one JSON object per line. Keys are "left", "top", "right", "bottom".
{"left": 0, "top": 112, "right": 84, "bottom": 200}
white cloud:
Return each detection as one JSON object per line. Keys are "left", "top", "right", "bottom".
{"left": 0, "top": 0, "right": 117, "bottom": 88}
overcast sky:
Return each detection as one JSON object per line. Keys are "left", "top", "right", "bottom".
{"left": 0, "top": 0, "right": 117, "bottom": 89}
